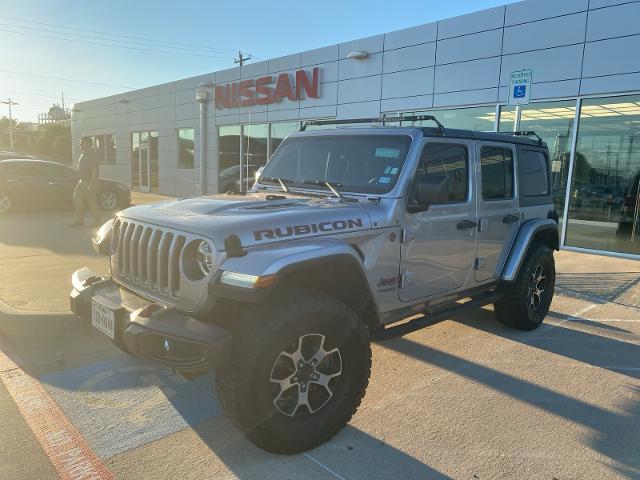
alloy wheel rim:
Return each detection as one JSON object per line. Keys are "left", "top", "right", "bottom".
{"left": 526, "top": 264, "right": 546, "bottom": 311}
{"left": 269, "top": 333, "right": 342, "bottom": 417}
{"left": 99, "top": 192, "right": 117, "bottom": 210}
{"left": 0, "top": 194, "right": 10, "bottom": 213}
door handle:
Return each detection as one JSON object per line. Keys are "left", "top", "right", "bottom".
{"left": 502, "top": 214, "right": 520, "bottom": 224}
{"left": 457, "top": 219, "right": 478, "bottom": 231}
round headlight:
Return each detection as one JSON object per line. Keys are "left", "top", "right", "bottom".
{"left": 196, "top": 241, "right": 214, "bottom": 276}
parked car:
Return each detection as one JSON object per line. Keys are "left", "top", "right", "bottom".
{"left": 0, "top": 159, "right": 130, "bottom": 214}
{"left": 0, "top": 150, "right": 39, "bottom": 161}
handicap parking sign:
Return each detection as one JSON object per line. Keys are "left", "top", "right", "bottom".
{"left": 514, "top": 85, "right": 527, "bottom": 99}
{"left": 509, "top": 70, "right": 533, "bottom": 106}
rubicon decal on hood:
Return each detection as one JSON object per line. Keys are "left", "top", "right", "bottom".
{"left": 254, "top": 218, "right": 364, "bottom": 241}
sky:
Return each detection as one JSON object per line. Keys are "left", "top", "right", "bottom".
{"left": 0, "top": 0, "right": 513, "bottom": 122}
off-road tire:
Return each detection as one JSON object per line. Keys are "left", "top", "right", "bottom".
{"left": 214, "top": 293, "right": 371, "bottom": 454}
{"left": 495, "top": 244, "right": 555, "bottom": 331}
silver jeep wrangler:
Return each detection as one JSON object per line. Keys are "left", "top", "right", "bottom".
{"left": 70, "top": 116, "right": 559, "bottom": 454}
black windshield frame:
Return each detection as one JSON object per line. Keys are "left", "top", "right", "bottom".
{"left": 259, "top": 134, "right": 413, "bottom": 194}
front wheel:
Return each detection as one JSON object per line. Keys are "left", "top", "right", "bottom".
{"left": 215, "top": 293, "right": 371, "bottom": 454}
{"left": 495, "top": 244, "right": 555, "bottom": 331}
{"left": 97, "top": 190, "right": 119, "bottom": 211}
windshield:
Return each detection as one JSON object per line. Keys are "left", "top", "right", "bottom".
{"left": 259, "top": 134, "right": 413, "bottom": 194}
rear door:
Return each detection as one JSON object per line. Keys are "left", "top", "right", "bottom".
{"left": 400, "top": 138, "right": 477, "bottom": 301}
{"left": 475, "top": 142, "right": 520, "bottom": 282}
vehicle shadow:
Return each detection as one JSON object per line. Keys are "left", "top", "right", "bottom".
{"left": 0, "top": 310, "right": 448, "bottom": 479}
{"left": 377, "top": 307, "right": 640, "bottom": 476}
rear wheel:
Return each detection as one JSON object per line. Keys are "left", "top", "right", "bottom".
{"left": 215, "top": 293, "right": 371, "bottom": 454}
{"left": 0, "top": 192, "right": 11, "bottom": 214}
{"left": 97, "top": 190, "right": 119, "bottom": 211}
{"left": 495, "top": 244, "right": 555, "bottom": 331}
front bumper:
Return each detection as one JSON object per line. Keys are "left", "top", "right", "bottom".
{"left": 70, "top": 267, "right": 231, "bottom": 371}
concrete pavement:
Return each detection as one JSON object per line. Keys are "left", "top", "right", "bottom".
{"left": 0, "top": 206, "right": 639, "bottom": 479}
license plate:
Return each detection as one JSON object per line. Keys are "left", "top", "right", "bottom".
{"left": 92, "top": 299, "right": 115, "bottom": 339}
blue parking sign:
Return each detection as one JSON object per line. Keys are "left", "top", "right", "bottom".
{"left": 514, "top": 85, "right": 527, "bottom": 98}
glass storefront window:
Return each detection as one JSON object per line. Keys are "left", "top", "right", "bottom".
{"left": 519, "top": 101, "right": 576, "bottom": 223}
{"left": 565, "top": 95, "right": 640, "bottom": 256}
{"left": 270, "top": 122, "right": 300, "bottom": 157}
{"left": 106, "top": 134, "right": 116, "bottom": 165}
{"left": 241, "top": 123, "right": 268, "bottom": 192}
{"left": 391, "top": 106, "right": 497, "bottom": 131}
{"left": 498, "top": 106, "right": 517, "bottom": 132}
{"left": 177, "top": 128, "right": 195, "bottom": 169}
{"left": 218, "top": 125, "right": 241, "bottom": 193}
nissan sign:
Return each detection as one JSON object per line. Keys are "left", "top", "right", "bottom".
{"left": 215, "top": 67, "right": 320, "bottom": 109}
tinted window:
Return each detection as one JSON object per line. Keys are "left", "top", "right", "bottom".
{"left": 481, "top": 146, "right": 514, "bottom": 200}
{"left": 413, "top": 144, "right": 468, "bottom": 203}
{"left": 519, "top": 150, "right": 549, "bottom": 197}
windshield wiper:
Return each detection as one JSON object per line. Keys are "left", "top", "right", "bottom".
{"left": 261, "top": 176, "right": 292, "bottom": 193}
{"left": 302, "top": 179, "right": 344, "bottom": 199}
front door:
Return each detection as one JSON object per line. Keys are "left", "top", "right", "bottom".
{"left": 475, "top": 142, "right": 520, "bottom": 282}
{"left": 400, "top": 139, "right": 477, "bottom": 302}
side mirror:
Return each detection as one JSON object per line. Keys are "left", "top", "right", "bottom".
{"left": 409, "top": 175, "right": 449, "bottom": 213}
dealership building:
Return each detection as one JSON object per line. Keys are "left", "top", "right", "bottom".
{"left": 72, "top": 0, "right": 640, "bottom": 259}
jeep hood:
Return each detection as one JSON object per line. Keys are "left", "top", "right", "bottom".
{"left": 119, "top": 192, "right": 373, "bottom": 250}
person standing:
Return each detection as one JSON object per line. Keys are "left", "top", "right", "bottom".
{"left": 69, "top": 137, "right": 102, "bottom": 227}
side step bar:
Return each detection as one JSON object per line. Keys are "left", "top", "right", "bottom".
{"left": 372, "top": 292, "right": 502, "bottom": 341}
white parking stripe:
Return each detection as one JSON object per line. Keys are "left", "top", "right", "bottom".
{"left": 303, "top": 453, "right": 347, "bottom": 480}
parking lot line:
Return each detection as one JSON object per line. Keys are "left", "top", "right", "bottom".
{"left": 303, "top": 453, "right": 347, "bottom": 480}
{"left": 0, "top": 338, "right": 113, "bottom": 480}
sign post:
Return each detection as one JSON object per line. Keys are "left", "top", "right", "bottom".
{"left": 508, "top": 69, "right": 533, "bottom": 106}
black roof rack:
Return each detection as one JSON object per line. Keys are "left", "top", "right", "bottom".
{"left": 300, "top": 115, "right": 445, "bottom": 134}
{"left": 497, "top": 130, "right": 544, "bottom": 146}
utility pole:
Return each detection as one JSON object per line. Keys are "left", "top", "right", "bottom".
{"left": 234, "top": 51, "right": 252, "bottom": 192}
{"left": 1, "top": 98, "right": 19, "bottom": 150}
{"left": 234, "top": 51, "right": 252, "bottom": 69}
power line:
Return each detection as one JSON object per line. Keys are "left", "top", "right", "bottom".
{"left": 0, "top": 68, "right": 135, "bottom": 89}
{"left": 0, "top": 15, "right": 239, "bottom": 54}
{"left": 0, "top": 27, "right": 234, "bottom": 59}
{"left": 0, "top": 21, "right": 237, "bottom": 57}
{"left": 0, "top": 88, "right": 85, "bottom": 102}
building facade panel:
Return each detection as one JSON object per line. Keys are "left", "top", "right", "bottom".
{"left": 384, "top": 22, "right": 437, "bottom": 50}
{"left": 502, "top": 12, "right": 587, "bottom": 54}
{"left": 382, "top": 68, "right": 434, "bottom": 99}
{"left": 434, "top": 57, "right": 501, "bottom": 93}
{"left": 436, "top": 29, "right": 503, "bottom": 65}
{"left": 437, "top": 6, "right": 505, "bottom": 39}
{"left": 587, "top": 2, "right": 640, "bottom": 41}
{"left": 72, "top": 0, "right": 640, "bottom": 259}
{"left": 382, "top": 43, "right": 436, "bottom": 74}
{"left": 582, "top": 34, "right": 640, "bottom": 77}
{"left": 504, "top": 0, "right": 588, "bottom": 26}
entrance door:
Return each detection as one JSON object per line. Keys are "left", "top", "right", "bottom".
{"left": 131, "top": 131, "right": 159, "bottom": 192}
{"left": 400, "top": 139, "right": 477, "bottom": 302}
{"left": 475, "top": 142, "right": 520, "bottom": 282}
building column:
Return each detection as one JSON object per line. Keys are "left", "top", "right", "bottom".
{"left": 196, "top": 88, "right": 209, "bottom": 195}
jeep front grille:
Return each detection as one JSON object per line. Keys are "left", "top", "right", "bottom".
{"left": 112, "top": 219, "right": 187, "bottom": 298}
